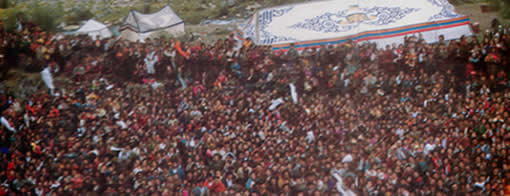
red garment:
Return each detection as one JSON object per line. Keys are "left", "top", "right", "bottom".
{"left": 273, "top": 49, "right": 284, "bottom": 57}
{"left": 7, "top": 162, "right": 15, "bottom": 171}
{"left": 431, "top": 156, "right": 440, "bottom": 168}
{"left": 49, "top": 108, "right": 59, "bottom": 118}
{"left": 215, "top": 74, "right": 226, "bottom": 87}
{"left": 264, "top": 161, "right": 272, "bottom": 170}
{"left": 210, "top": 181, "right": 226, "bottom": 193}
{"left": 33, "top": 144, "right": 42, "bottom": 155}
{"left": 6, "top": 169, "right": 15, "bottom": 182}
{"left": 203, "top": 180, "right": 213, "bottom": 189}
{"left": 71, "top": 177, "right": 84, "bottom": 189}
{"left": 459, "top": 137, "right": 470, "bottom": 149}
{"left": 191, "top": 44, "right": 202, "bottom": 53}
{"left": 248, "top": 50, "right": 260, "bottom": 61}
{"left": 30, "top": 43, "right": 40, "bottom": 52}
{"left": 217, "top": 52, "right": 224, "bottom": 60}
{"left": 465, "top": 62, "right": 474, "bottom": 78}
{"left": 487, "top": 53, "right": 500, "bottom": 63}
{"left": 0, "top": 187, "right": 6, "bottom": 196}
{"left": 142, "top": 78, "right": 156, "bottom": 84}
{"left": 328, "top": 81, "right": 334, "bottom": 88}
{"left": 193, "top": 84, "right": 204, "bottom": 95}
{"left": 26, "top": 104, "right": 37, "bottom": 115}
{"left": 484, "top": 100, "right": 489, "bottom": 110}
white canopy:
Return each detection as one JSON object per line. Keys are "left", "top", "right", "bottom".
{"left": 120, "top": 5, "right": 185, "bottom": 42}
{"left": 237, "top": 0, "right": 472, "bottom": 50}
{"left": 74, "top": 19, "right": 112, "bottom": 40}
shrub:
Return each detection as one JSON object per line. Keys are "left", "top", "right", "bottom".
{"left": 0, "top": 0, "right": 9, "bottom": 9}
{"left": 487, "top": 0, "right": 501, "bottom": 11}
{"left": 65, "top": 8, "right": 94, "bottom": 25}
{"left": 499, "top": 0, "right": 510, "bottom": 19}
{"left": 30, "top": 5, "right": 63, "bottom": 31}
{"left": 0, "top": 8, "right": 20, "bottom": 31}
{"left": 154, "top": 31, "right": 176, "bottom": 41}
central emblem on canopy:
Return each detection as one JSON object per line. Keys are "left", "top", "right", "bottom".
{"left": 342, "top": 6, "right": 376, "bottom": 24}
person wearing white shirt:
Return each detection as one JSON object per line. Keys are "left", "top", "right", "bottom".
{"left": 144, "top": 50, "right": 158, "bottom": 74}
{"left": 1, "top": 116, "right": 16, "bottom": 132}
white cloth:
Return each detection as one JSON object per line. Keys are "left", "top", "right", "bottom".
{"left": 306, "top": 130, "right": 314, "bottom": 143}
{"left": 50, "top": 182, "right": 60, "bottom": 189}
{"left": 289, "top": 83, "right": 298, "bottom": 104}
{"left": 342, "top": 154, "right": 353, "bottom": 163}
{"left": 269, "top": 98, "right": 284, "bottom": 110}
{"left": 41, "top": 67, "right": 55, "bottom": 93}
{"left": 1, "top": 116, "right": 16, "bottom": 132}
{"left": 424, "top": 143, "right": 436, "bottom": 155}
{"left": 332, "top": 173, "right": 357, "bottom": 196}
{"left": 151, "top": 82, "right": 163, "bottom": 89}
{"left": 266, "top": 72, "right": 274, "bottom": 82}
{"left": 106, "top": 85, "right": 114, "bottom": 90}
{"left": 119, "top": 150, "right": 130, "bottom": 161}
{"left": 258, "top": 131, "right": 265, "bottom": 140}
{"left": 110, "top": 146, "right": 124, "bottom": 151}
{"left": 133, "top": 167, "right": 143, "bottom": 175}
{"left": 474, "top": 177, "right": 490, "bottom": 190}
{"left": 144, "top": 51, "right": 158, "bottom": 74}
{"left": 116, "top": 120, "right": 128, "bottom": 129}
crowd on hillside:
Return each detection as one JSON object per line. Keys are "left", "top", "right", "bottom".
{"left": 1, "top": 19, "right": 510, "bottom": 196}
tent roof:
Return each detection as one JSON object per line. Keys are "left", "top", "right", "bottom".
{"left": 123, "top": 5, "right": 184, "bottom": 33}
{"left": 76, "top": 19, "right": 109, "bottom": 33}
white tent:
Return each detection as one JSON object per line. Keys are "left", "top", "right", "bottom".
{"left": 74, "top": 19, "right": 112, "bottom": 40}
{"left": 120, "top": 5, "right": 185, "bottom": 42}
{"left": 236, "top": 0, "right": 472, "bottom": 50}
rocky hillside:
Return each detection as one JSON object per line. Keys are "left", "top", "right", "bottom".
{"left": 7, "top": 0, "right": 309, "bottom": 25}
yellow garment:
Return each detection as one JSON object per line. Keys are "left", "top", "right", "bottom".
{"left": 243, "top": 40, "right": 252, "bottom": 48}
{"left": 87, "top": 93, "right": 98, "bottom": 100}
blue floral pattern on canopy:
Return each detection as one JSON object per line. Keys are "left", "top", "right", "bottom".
{"left": 289, "top": 6, "right": 420, "bottom": 33}
{"left": 257, "top": 7, "right": 297, "bottom": 45}
{"left": 427, "top": 0, "right": 461, "bottom": 20}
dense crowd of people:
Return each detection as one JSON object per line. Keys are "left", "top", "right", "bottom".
{"left": 1, "top": 19, "right": 510, "bottom": 195}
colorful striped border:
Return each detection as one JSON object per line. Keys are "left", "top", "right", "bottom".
{"left": 235, "top": 16, "right": 471, "bottom": 51}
